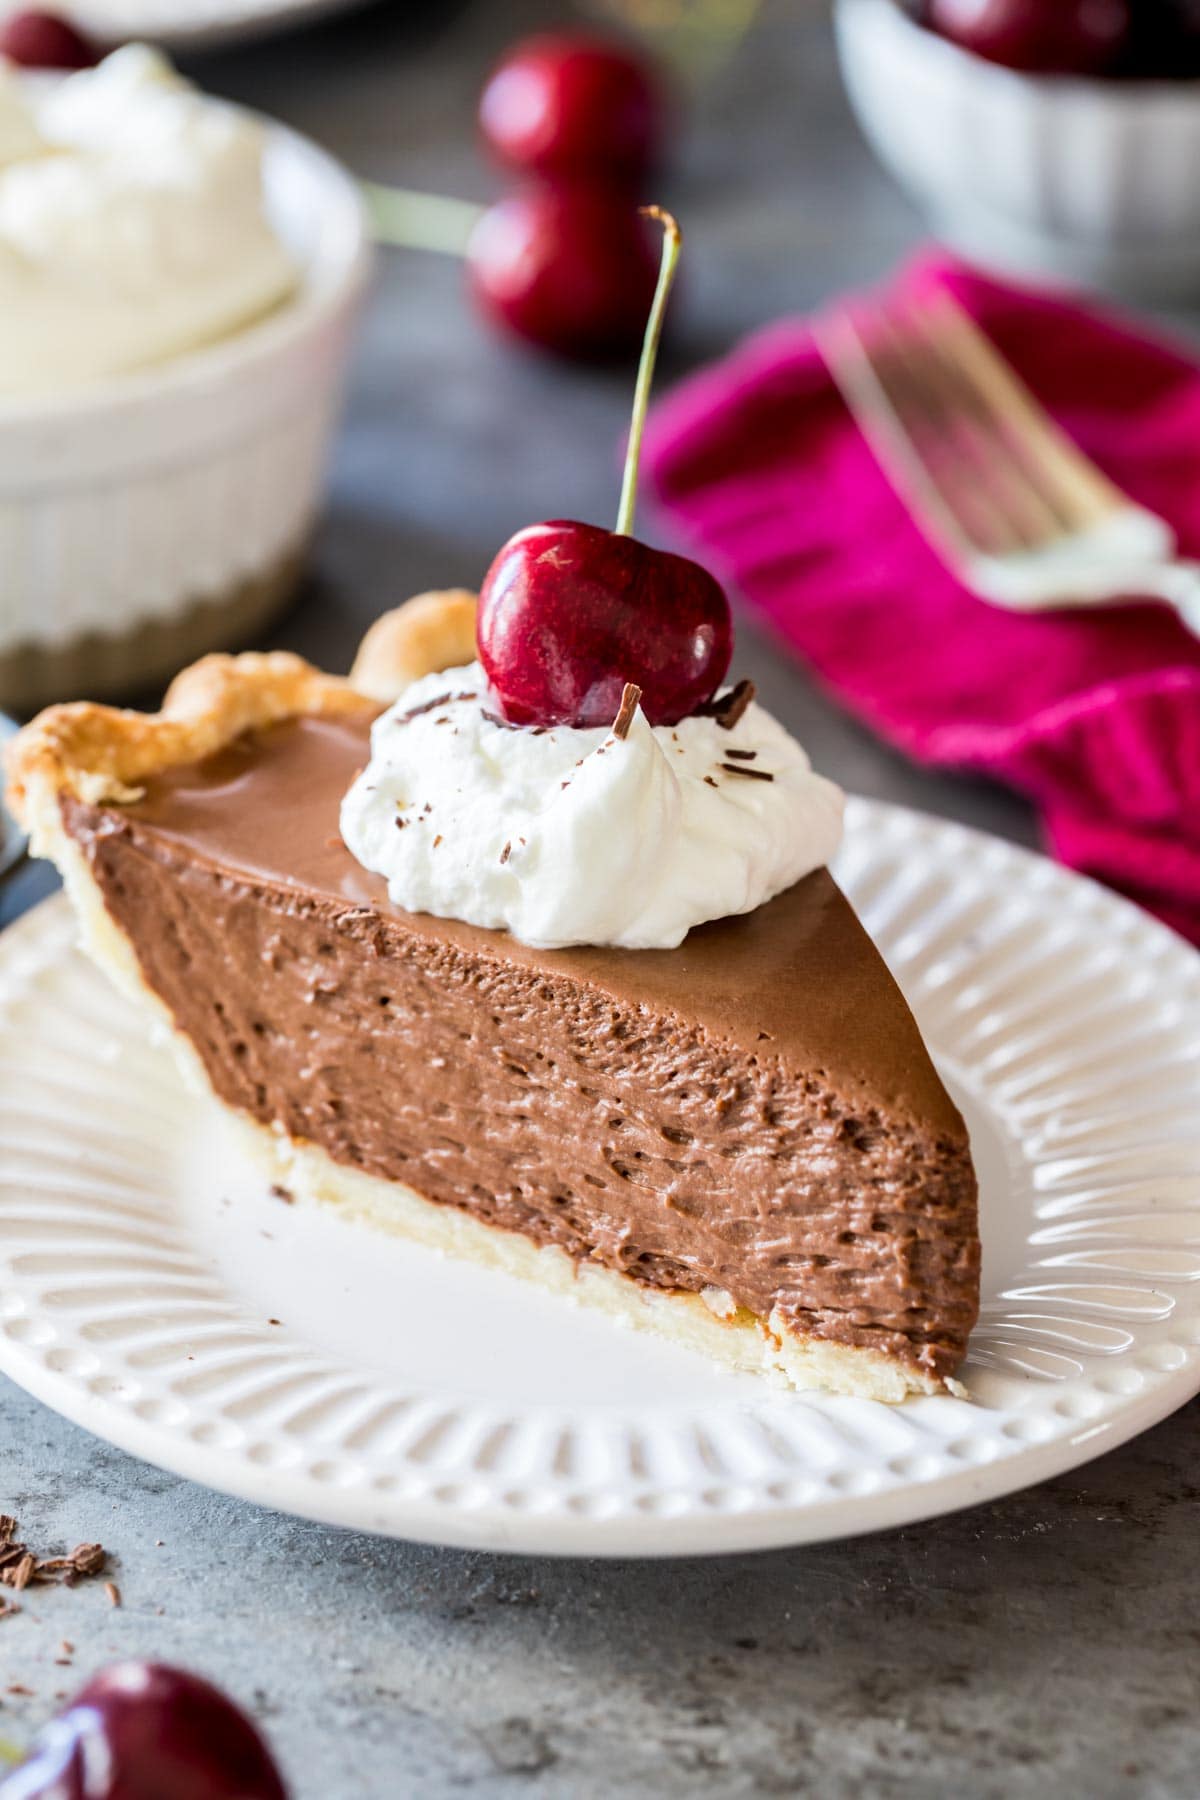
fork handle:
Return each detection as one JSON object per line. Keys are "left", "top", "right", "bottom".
{"left": 1137, "top": 562, "right": 1200, "bottom": 636}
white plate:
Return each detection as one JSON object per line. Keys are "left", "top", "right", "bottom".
{"left": 1, "top": 799, "right": 1198, "bottom": 1557}
{"left": 0, "top": 0, "right": 365, "bottom": 52}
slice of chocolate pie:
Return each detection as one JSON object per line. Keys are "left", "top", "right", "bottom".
{"left": 5, "top": 594, "right": 979, "bottom": 1402}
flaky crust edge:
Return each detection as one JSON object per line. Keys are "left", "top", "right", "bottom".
{"left": 3, "top": 590, "right": 482, "bottom": 842}
{"left": 4, "top": 651, "right": 366, "bottom": 837}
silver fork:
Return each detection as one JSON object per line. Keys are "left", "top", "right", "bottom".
{"left": 815, "top": 289, "right": 1200, "bottom": 631}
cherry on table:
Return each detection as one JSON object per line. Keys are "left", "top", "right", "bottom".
{"left": 0, "top": 8, "right": 98, "bottom": 67}
{"left": 0, "top": 1661, "right": 288, "bottom": 1800}
{"left": 477, "top": 206, "right": 734, "bottom": 731}
{"left": 466, "top": 181, "right": 661, "bottom": 361}
{"left": 479, "top": 31, "right": 663, "bottom": 181}
{"left": 926, "top": 0, "right": 1133, "bottom": 73}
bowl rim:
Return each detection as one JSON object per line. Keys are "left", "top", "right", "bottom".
{"left": 0, "top": 99, "right": 373, "bottom": 429}
{"left": 837, "top": 0, "right": 1200, "bottom": 96}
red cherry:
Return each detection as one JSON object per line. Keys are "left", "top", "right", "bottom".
{"left": 477, "top": 207, "right": 733, "bottom": 730}
{"left": 0, "top": 1662, "right": 288, "bottom": 1800}
{"left": 479, "top": 32, "right": 663, "bottom": 182}
{"left": 466, "top": 182, "right": 660, "bottom": 361}
{"left": 0, "top": 9, "right": 97, "bottom": 67}
{"left": 478, "top": 519, "right": 732, "bottom": 728}
{"left": 927, "top": 0, "right": 1132, "bottom": 72}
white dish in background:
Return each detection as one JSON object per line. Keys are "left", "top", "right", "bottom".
{"left": 1, "top": 799, "right": 1198, "bottom": 1555}
{"left": 835, "top": 0, "right": 1200, "bottom": 300}
{"left": 0, "top": 101, "right": 371, "bottom": 713}
{"left": 0, "top": 0, "right": 365, "bottom": 52}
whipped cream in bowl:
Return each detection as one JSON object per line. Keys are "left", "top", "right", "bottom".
{"left": 341, "top": 665, "right": 845, "bottom": 951}
{"left": 0, "top": 45, "right": 300, "bottom": 396}
{"left": 0, "top": 43, "right": 370, "bottom": 713}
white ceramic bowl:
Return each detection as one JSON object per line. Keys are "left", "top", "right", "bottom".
{"left": 835, "top": 0, "right": 1200, "bottom": 300}
{"left": 0, "top": 0, "right": 366, "bottom": 54}
{"left": 0, "top": 110, "right": 371, "bottom": 714}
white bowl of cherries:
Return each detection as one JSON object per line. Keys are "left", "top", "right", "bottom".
{"left": 835, "top": 0, "right": 1200, "bottom": 299}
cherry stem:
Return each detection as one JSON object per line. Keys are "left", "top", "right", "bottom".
{"left": 363, "top": 181, "right": 486, "bottom": 257}
{"left": 615, "top": 206, "right": 682, "bottom": 539}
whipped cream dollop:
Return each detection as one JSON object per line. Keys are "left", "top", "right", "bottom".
{"left": 0, "top": 45, "right": 298, "bottom": 395}
{"left": 340, "top": 664, "right": 845, "bottom": 951}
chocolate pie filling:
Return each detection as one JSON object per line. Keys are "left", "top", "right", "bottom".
{"left": 60, "top": 711, "right": 979, "bottom": 1380}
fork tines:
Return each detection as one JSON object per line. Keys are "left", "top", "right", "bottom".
{"left": 815, "top": 289, "right": 1126, "bottom": 565}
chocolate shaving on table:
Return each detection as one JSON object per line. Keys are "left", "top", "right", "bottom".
{"left": 0, "top": 1520, "right": 108, "bottom": 1595}
{"left": 6, "top": 1555, "right": 35, "bottom": 1592}
{"left": 719, "top": 762, "right": 774, "bottom": 782}
{"left": 104, "top": 1582, "right": 122, "bottom": 1609}
{"left": 612, "top": 683, "right": 642, "bottom": 742}
{"left": 696, "top": 679, "right": 756, "bottom": 730}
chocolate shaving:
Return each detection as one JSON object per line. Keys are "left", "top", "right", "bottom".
{"left": 696, "top": 679, "right": 756, "bottom": 730}
{"left": 6, "top": 1554, "right": 34, "bottom": 1592}
{"left": 104, "top": 1581, "right": 122, "bottom": 1610}
{"left": 719, "top": 762, "right": 774, "bottom": 782}
{"left": 499, "top": 842, "right": 512, "bottom": 865}
{"left": 269, "top": 1184, "right": 294, "bottom": 1205}
{"left": 395, "top": 690, "right": 476, "bottom": 725}
{"left": 724, "top": 747, "right": 757, "bottom": 760}
{"left": 703, "top": 775, "right": 718, "bottom": 788}
{"left": 0, "top": 1520, "right": 109, "bottom": 1600}
{"left": 481, "top": 711, "right": 547, "bottom": 736}
{"left": 612, "top": 683, "right": 642, "bottom": 742}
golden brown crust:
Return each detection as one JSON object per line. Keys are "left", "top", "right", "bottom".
{"left": 3, "top": 591, "right": 477, "bottom": 827}
{"left": 4, "top": 652, "right": 364, "bottom": 825}
{"left": 349, "top": 590, "right": 478, "bottom": 701}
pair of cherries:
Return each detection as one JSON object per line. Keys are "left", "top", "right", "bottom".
{"left": 467, "top": 34, "right": 667, "bottom": 360}
{"left": 923, "top": 0, "right": 1200, "bottom": 78}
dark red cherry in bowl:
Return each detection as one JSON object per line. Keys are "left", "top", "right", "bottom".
{"left": 467, "top": 182, "right": 660, "bottom": 360}
{"left": 478, "top": 519, "right": 732, "bottom": 728}
{"left": 926, "top": 0, "right": 1132, "bottom": 72}
{"left": 0, "top": 8, "right": 97, "bottom": 67}
{"left": 479, "top": 32, "right": 663, "bottom": 181}
{"left": 0, "top": 1661, "right": 288, "bottom": 1800}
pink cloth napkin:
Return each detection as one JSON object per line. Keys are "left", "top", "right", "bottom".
{"left": 643, "top": 256, "right": 1200, "bottom": 947}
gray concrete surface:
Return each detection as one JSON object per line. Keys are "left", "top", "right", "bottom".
{"left": 2, "top": 1, "right": 1197, "bottom": 1794}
